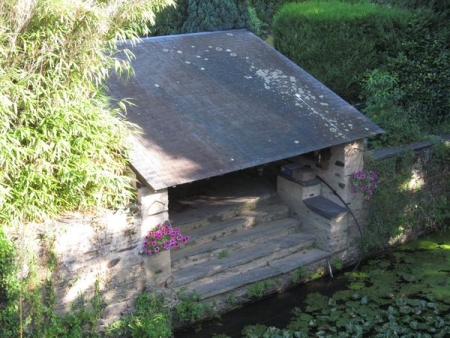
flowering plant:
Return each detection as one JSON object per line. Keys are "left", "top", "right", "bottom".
{"left": 351, "top": 169, "right": 379, "bottom": 201}
{"left": 143, "top": 221, "right": 189, "bottom": 255}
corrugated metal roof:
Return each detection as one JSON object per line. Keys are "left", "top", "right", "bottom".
{"left": 107, "top": 29, "right": 383, "bottom": 191}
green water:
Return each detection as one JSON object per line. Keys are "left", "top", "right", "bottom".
{"left": 177, "top": 233, "right": 450, "bottom": 337}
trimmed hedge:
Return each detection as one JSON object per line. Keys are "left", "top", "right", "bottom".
{"left": 273, "top": 1, "right": 412, "bottom": 102}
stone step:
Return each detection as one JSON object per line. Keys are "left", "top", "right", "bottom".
{"left": 169, "top": 190, "right": 279, "bottom": 233}
{"left": 179, "top": 248, "right": 331, "bottom": 300}
{"left": 171, "top": 217, "right": 301, "bottom": 270}
{"left": 177, "top": 203, "right": 290, "bottom": 249}
{"left": 172, "top": 232, "right": 316, "bottom": 287}
{"left": 303, "top": 196, "right": 348, "bottom": 220}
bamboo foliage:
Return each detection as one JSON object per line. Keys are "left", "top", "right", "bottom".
{"left": 0, "top": 0, "right": 172, "bottom": 225}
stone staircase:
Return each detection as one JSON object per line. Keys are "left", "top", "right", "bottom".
{"left": 168, "top": 176, "right": 331, "bottom": 306}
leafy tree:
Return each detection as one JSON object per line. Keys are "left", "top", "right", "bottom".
{"left": 181, "top": 0, "right": 252, "bottom": 33}
{"left": 0, "top": 0, "right": 171, "bottom": 226}
{"left": 150, "top": 0, "right": 189, "bottom": 36}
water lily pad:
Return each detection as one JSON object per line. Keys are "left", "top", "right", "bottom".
{"left": 400, "top": 273, "right": 416, "bottom": 282}
{"left": 399, "top": 305, "right": 413, "bottom": 314}
{"left": 297, "top": 313, "right": 313, "bottom": 322}
{"left": 328, "top": 298, "right": 336, "bottom": 307}
{"left": 304, "top": 293, "right": 329, "bottom": 312}
{"left": 351, "top": 293, "right": 361, "bottom": 300}
{"left": 379, "top": 261, "right": 391, "bottom": 269}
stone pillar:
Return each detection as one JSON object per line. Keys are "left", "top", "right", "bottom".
{"left": 138, "top": 187, "right": 171, "bottom": 288}
{"left": 277, "top": 175, "right": 320, "bottom": 219}
{"left": 285, "top": 140, "right": 365, "bottom": 255}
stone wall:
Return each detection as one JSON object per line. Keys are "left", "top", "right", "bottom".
{"left": 7, "top": 186, "right": 172, "bottom": 327}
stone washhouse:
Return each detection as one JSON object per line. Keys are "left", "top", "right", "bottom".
{"left": 107, "top": 29, "right": 383, "bottom": 317}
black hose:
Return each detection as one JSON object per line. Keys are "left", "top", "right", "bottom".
{"left": 316, "top": 175, "right": 364, "bottom": 272}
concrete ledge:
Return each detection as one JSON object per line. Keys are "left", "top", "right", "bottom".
{"left": 303, "top": 196, "right": 347, "bottom": 220}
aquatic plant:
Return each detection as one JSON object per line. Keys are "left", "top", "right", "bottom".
{"left": 143, "top": 221, "right": 189, "bottom": 255}
{"left": 285, "top": 233, "right": 450, "bottom": 337}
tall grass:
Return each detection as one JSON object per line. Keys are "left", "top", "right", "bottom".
{"left": 0, "top": 0, "right": 172, "bottom": 226}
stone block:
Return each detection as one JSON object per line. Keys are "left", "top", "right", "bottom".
{"left": 277, "top": 175, "right": 321, "bottom": 202}
{"left": 293, "top": 166, "right": 316, "bottom": 181}
{"left": 138, "top": 188, "right": 168, "bottom": 217}
{"left": 142, "top": 250, "right": 172, "bottom": 287}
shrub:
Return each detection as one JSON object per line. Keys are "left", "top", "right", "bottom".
{"left": 363, "top": 140, "right": 450, "bottom": 251}
{"left": 272, "top": 1, "right": 412, "bottom": 102}
{"left": 0, "top": 0, "right": 171, "bottom": 226}
{"left": 175, "top": 290, "right": 210, "bottom": 324}
{"left": 362, "top": 69, "right": 423, "bottom": 147}
{"left": 150, "top": 0, "right": 254, "bottom": 36}
{"left": 385, "top": 10, "right": 450, "bottom": 127}
{"left": 128, "top": 293, "right": 173, "bottom": 338}
{"left": 362, "top": 8, "right": 450, "bottom": 142}
{"left": 181, "top": 0, "right": 252, "bottom": 33}
{"left": 150, "top": 0, "right": 189, "bottom": 36}
{"left": 247, "top": 0, "right": 291, "bottom": 34}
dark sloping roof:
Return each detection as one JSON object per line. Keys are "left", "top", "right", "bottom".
{"left": 108, "top": 29, "right": 383, "bottom": 191}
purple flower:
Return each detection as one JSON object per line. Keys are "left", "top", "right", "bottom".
{"left": 143, "top": 222, "right": 189, "bottom": 254}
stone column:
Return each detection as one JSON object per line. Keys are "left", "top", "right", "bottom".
{"left": 138, "top": 187, "right": 171, "bottom": 288}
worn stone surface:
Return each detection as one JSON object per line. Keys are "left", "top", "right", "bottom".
{"left": 6, "top": 187, "right": 171, "bottom": 325}
{"left": 303, "top": 196, "right": 348, "bottom": 220}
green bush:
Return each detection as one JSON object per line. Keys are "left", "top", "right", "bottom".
{"left": 129, "top": 293, "right": 173, "bottom": 338}
{"left": 247, "top": 0, "right": 291, "bottom": 35}
{"left": 363, "top": 140, "right": 450, "bottom": 251}
{"left": 150, "top": 0, "right": 253, "bottom": 36}
{"left": 362, "top": 8, "right": 450, "bottom": 142}
{"left": 0, "top": 0, "right": 170, "bottom": 226}
{"left": 362, "top": 69, "right": 423, "bottom": 147}
{"left": 181, "top": 0, "right": 252, "bottom": 33}
{"left": 363, "top": 152, "right": 417, "bottom": 250}
{"left": 150, "top": 0, "right": 189, "bottom": 36}
{"left": 174, "top": 290, "right": 210, "bottom": 324}
{"left": 273, "top": 1, "right": 412, "bottom": 102}
{"left": 385, "top": 11, "right": 450, "bottom": 127}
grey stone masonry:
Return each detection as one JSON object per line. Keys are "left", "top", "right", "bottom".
{"left": 278, "top": 175, "right": 349, "bottom": 252}
{"left": 5, "top": 186, "right": 172, "bottom": 328}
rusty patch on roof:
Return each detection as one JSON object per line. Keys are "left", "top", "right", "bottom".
{"left": 107, "top": 29, "right": 383, "bottom": 190}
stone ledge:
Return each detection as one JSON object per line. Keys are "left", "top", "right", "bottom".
{"left": 303, "top": 196, "right": 348, "bottom": 220}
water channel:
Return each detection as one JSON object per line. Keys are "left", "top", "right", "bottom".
{"left": 176, "top": 232, "right": 450, "bottom": 337}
